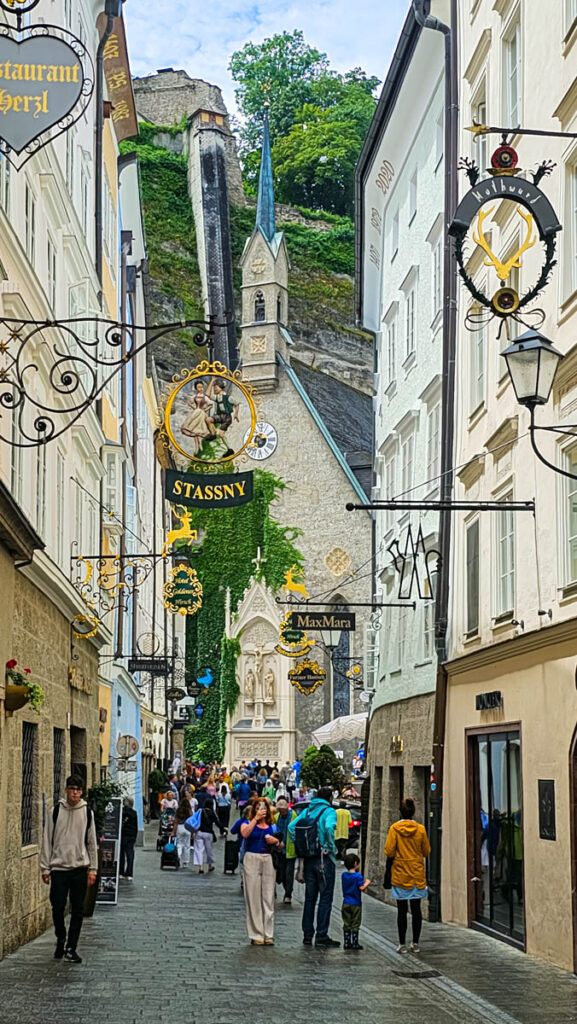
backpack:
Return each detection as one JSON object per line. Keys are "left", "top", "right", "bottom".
{"left": 184, "top": 809, "right": 202, "bottom": 835}
{"left": 293, "top": 805, "right": 329, "bottom": 859}
{"left": 52, "top": 803, "right": 93, "bottom": 847}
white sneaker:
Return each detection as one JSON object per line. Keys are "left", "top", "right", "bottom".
{"left": 126, "top": 876, "right": 133, "bottom": 881}
{"left": 410, "top": 943, "right": 421, "bottom": 954}
{"left": 397, "top": 944, "right": 409, "bottom": 954}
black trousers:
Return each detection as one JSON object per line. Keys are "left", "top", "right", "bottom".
{"left": 120, "top": 838, "right": 135, "bottom": 877}
{"left": 217, "top": 805, "right": 231, "bottom": 829}
{"left": 397, "top": 899, "right": 423, "bottom": 945}
{"left": 50, "top": 867, "right": 88, "bottom": 951}
{"left": 276, "top": 854, "right": 295, "bottom": 898}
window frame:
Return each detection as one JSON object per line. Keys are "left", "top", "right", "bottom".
{"left": 495, "top": 493, "right": 515, "bottom": 618}
{"left": 466, "top": 518, "right": 480, "bottom": 635}
{"left": 24, "top": 180, "right": 36, "bottom": 265}
{"left": 503, "top": 12, "right": 522, "bottom": 129}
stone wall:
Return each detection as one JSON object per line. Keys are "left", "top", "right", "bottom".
{"left": 0, "top": 566, "right": 100, "bottom": 959}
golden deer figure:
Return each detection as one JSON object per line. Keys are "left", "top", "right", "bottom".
{"left": 282, "top": 564, "right": 309, "bottom": 599}
{"left": 473, "top": 205, "right": 536, "bottom": 282}
{"left": 162, "top": 508, "right": 198, "bottom": 558}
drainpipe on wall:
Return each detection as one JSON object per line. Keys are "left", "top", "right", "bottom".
{"left": 95, "top": 0, "right": 122, "bottom": 294}
{"left": 413, "top": 0, "right": 459, "bottom": 924}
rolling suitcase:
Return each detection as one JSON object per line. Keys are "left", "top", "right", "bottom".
{"left": 160, "top": 841, "right": 180, "bottom": 870}
{"left": 223, "top": 838, "right": 239, "bottom": 874}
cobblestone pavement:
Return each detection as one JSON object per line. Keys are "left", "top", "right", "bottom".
{"left": 1, "top": 830, "right": 577, "bottom": 1024}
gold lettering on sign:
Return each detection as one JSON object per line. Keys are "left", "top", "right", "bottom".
{"left": 0, "top": 62, "right": 80, "bottom": 83}
{"left": 0, "top": 90, "right": 48, "bottom": 117}
{"left": 68, "top": 666, "right": 94, "bottom": 695}
{"left": 102, "top": 35, "right": 120, "bottom": 61}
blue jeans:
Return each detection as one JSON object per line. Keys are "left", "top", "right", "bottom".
{"left": 302, "top": 856, "right": 336, "bottom": 939}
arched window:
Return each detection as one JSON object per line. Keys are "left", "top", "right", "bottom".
{"left": 277, "top": 292, "right": 282, "bottom": 323}
{"left": 254, "top": 291, "right": 265, "bottom": 322}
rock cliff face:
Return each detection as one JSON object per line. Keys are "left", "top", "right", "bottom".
{"left": 127, "top": 70, "right": 373, "bottom": 400}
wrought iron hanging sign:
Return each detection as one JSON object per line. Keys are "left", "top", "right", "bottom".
{"left": 163, "top": 564, "right": 203, "bottom": 617}
{"left": 288, "top": 659, "right": 326, "bottom": 696}
{"left": 71, "top": 549, "right": 161, "bottom": 639}
{"left": 387, "top": 523, "right": 439, "bottom": 602}
{"left": 450, "top": 143, "right": 562, "bottom": 331}
{"left": 162, "top": 361, "right": 258, "bottom": 467}
{"left": 275, "top": 611, "right": 315, "bottom": 659}
{"left": 0, "top": 0, "right": 94, "bottom": 170}
{"left": 165, "top": 468, "right": 254, "bottom": 508}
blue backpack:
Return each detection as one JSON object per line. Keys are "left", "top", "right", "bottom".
{"left": 184, "top": 809, "right": 202, "bottom": 835}
{"left": 293, "top": 805, "right": 329, "bottom": 858}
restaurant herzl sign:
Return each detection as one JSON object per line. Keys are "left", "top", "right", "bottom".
{"left": 165, "top": 468, "right": 254, "bottom": 509}
{"left": 290, "top": 611, "right": 356, "bottom": 632}
{"left": 0, "top": 24, "right": 93, "bottom": 167}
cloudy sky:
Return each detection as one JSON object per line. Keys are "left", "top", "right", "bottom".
{"left": 124, "top": 0, "right": 411, "bottom": 115}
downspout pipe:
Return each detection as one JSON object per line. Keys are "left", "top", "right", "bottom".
{"left": 95, "top": 0, "right": 122, "bottom": 295}
{"left": 413, "top": 0, "right": 459, "bottom": 924}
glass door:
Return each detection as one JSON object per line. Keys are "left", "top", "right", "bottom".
{"left": 470, "top": 730, "right": 524, "bottom": 943}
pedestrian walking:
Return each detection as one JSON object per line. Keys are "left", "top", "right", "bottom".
{"left": 335, "top": 800, "right": 353, "bottom": 860}
{"left": 288, "top": 786, "right": 340, "bottom": 947}
{"left": 240, "top": 798, "right": 280, "bottom": 945}
{"left": 40, "top": 775, "right": 98, "bottom": 964}
{"left": 256, "top": 766, "right": 268, "bottom": 795}
{"left": 161, "top": 791, "right": 178, "bottom": 813}
{"left": 262, "top": 777, "right": 276, "bottom": 802}
{"left": 341, "top": 852, "right": 371, "bottom": 950}
{"left": 384, "top": 797, "right": 431, "bottom": 955}
{"left": 217, "top": 784, "right": 232, "bottom": 830}
{"left": 173, "top": 797, "right": 193, "bottom": 867}
{"left": 120, "top": 796, "right": 138, "bottom": 880}
{"left": 286, "top": 766, "right": 297, "bottom": 802}
{"left": 274, "top": 796, "right": 296, "bottom": 904}
{"left": 193, "top": 799, "right": 226, "bottom": 874}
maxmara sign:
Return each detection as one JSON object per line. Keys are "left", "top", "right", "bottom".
{"left": 0, "top": 24, "right": 93, "bottom": 167}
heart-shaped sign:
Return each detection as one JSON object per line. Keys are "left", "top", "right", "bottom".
{"left": 0, "top": 34, "right": 85, "bottom": 153}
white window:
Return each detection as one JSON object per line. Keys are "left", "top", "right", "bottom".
{"left": 137, "top": 389, "right": 149, "bottom": 439}
{"left": 396, "top": 603, "right": 409, "bottom": 668}
{"left": 472, "top": 96, "right": 488, "bottom": 177}
{"left": 564, "top": 448, "right": 577, "bottom": 585}
{"left": 387, "top": 317, "right": 397, "bottom": 385}
{"left": 66, "top": 130, "right": 75, "bottom": 197}
{"left": 0, "top": 153, "right": 10, "bottom": 214}
{"left": 25, "top": 182, "right": 36, "bottom": 264}
{"left": 568, "top": 0, "right": 577, "bottom": 30}
{"left": 409, "top": 171, "right": 417, "bottom": 223}
{"left": 422, "top": 601, "right": 434, "bottom": 661}
{"left": 104, "top": 452, "right": 120, "bottom": 517}
{"left": 405, "top": 288, "right": 415, "bottom": 359}
{"left": 496, "top": 497, "right": 515, "bottom": 616}
{"left": 435, "top": 112, "right": 443, "bottom": 168}
{"left": 64, "top": 0, "right": 72, "bottom": 26}
{"left": 47, "top": 235, "right": 57, "bottom": 311}
{"left": 427, "top": 403, "right": 441, "bottom": 482}
{"left": 384, "top": 452, "right": 397, "bottom": 531}
{"left": 466, "top": 520, "right": 480, "bottom": 635}
{"left": 504, "top": 18, "right": 522, "bottom": 127}
{"left": 391, "top": 210, "right": 399, "bottom": 260}
{"left": 470, "top": 313, "right": 485, "bottom": 411}
{"left": 11, "top": 404, "right": 22, "bottom": 503}
{"left": 126, "top": 484, "right": 137, "bottom": 555}
{"left": 401, "top": 432, "right": 414, "bottom": 495}
{"left": 80, "top": 164, "right": 89, "bottom": 237}
{"left": 56, "top": 450, "right": 65, "bottom": 565}
{"left": 432, "top": 238, "right": 442, "bottom": 318}
{"left": 75, "top": 480, "right": 84, "bottom": 551}
{"left": 88, "top": 498, "right": 97, "bottom": 555}
{"left": 36, "top": 444, "right": 46, "bottom": 536}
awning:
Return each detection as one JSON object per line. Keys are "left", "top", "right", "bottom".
{"left": 311, "top": 713, "right": 368, "bottom": 748}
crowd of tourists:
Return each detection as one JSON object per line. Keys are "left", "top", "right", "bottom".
{"left": 38, "top": 761, "right": 430, "bottom": 964}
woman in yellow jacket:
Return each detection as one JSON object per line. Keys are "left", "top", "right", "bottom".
{"left": 384, "top": 797, "right": 431, "bottom": 954}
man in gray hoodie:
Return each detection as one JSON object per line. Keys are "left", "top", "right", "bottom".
{"left": 40, "top": 775, "right": 98, "bottom": 963}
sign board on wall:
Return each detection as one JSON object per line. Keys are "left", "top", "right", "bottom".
{"left": 165, "top": 468, "right": 254, "bottom": 509}
{"left": 96, "top": 797, "right": 123, "bottom": 906}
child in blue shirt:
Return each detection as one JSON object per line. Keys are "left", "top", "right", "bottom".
{"left": 341, "top": 852, "right": 371, "bottom": 950}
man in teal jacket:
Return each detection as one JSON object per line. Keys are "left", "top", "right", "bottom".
{"left": 288, "top": 787, "right": 339, "bottom": 947}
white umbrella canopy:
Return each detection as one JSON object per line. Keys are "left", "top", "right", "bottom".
{"left": 312, "top": 712, "right": 368, "bottom": 748}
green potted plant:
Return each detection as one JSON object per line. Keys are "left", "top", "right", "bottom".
{"left": 4, "top": 659, "right": 45, "bottom": 717}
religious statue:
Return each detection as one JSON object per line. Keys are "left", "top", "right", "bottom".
{"left": 245, "top": 668, "right": 255, "bottom": 704}
{"left": 254, "top": 645, "right": 264, "bottom": 690}
{"left": 264, "top": 667, "right": 275, "bottom": 705}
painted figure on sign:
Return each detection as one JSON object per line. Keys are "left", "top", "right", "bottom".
{"left": 180, "top": 379, "right": 217, "bottom": 451}
{"left": 212, "top": 380, "right": 239, "bottom": 433}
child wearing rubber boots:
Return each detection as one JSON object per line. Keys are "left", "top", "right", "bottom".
{"left": 341, "top": 852, "right": 371, "bottom": 950}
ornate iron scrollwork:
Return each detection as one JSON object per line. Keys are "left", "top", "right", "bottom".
{"left": 0, "top": 313, "right": 219, "bottom": 448}
{"left": 70, "top": 548, "right": 162, "bottom": 638}
{"left": 387, "top": 524, "right": 440, "bottom": 603}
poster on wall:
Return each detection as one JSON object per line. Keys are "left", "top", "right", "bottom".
{"left": 96, "top": 797, "right": 123, "bottom": 906}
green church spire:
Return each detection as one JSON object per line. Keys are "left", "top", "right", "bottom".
{"left": 256, "top": 104, "right": 276, "bottom": 244}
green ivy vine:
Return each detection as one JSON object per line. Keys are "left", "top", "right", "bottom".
{"left": 183, "top": 469, "right": 303, "bottom": 762}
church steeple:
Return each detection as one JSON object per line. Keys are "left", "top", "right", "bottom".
{"left": 255, "top": 104, "right": 276, "bottom": 244}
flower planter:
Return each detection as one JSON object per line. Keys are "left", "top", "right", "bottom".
{"left": 4, "top": 684, "right": 31, "bottom": 717}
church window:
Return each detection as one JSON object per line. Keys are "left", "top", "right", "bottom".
{"left": 254, "top": 291, "right": 265, "bottom": 322}
{"left": 277, "top": 293, "right": 282, "bottom": 323}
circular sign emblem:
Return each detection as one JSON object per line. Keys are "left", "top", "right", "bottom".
{"left": 163, "top": 361, "right": 257, "bottom": 466}
{"left": 163, "top": 565, "right": 203, "bottom": 617}
{"left": 243, "top": 421, "right": 278, "bottom": 461}
{"left": 166, "top": 687, "right": 186, "bottom": 702}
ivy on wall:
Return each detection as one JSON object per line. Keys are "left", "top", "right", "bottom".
{"left": 183, "top": 470, "right": 303, "bottom": 762}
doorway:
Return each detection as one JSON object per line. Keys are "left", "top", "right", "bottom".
{"left": 468, "top": 728, "right": 524, "bottom": 945}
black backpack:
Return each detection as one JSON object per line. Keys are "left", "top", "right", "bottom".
{"left": 293, "top": 805, "right": 329, "bottom": 858}
{"left": 52, "top": 803, "right": 93, "bottom": 847}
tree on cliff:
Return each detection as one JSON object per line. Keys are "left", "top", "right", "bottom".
{"left": 229, "top": 31, "right": 379, "bottom": 215}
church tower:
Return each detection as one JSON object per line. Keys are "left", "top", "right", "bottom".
{"left": 240, "top": 107, "right": 290, "bottom": 392}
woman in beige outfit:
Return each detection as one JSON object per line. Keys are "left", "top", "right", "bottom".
{"left": 240, "top": 798, "right": 280, "bottom": 945}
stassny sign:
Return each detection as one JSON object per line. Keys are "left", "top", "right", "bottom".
{"left": 290, "top": 611, "right": 356, "bottom": 632}
{"left": 165, "top": 468, "right": 253, "bottom": 509}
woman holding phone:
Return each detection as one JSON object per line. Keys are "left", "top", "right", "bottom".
{"left": 240, "top": 797, "right": 280, "bottom": 945}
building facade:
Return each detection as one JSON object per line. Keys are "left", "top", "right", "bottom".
{"left": 441, "top": 0, "right": 577, "bottom": 970}
{"left": 356, "top": 9, "right": 445, "bottom": 893}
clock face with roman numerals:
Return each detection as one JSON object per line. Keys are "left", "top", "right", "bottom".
{"left": 244, "top": 421, "right": 278, "bottom": 461}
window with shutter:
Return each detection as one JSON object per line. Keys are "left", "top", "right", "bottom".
{"left": 466, "top": 520, "right": 480, "bottom": 635}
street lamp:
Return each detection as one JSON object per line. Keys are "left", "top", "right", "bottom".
{"left": 318, "top": 624, "right": 343, "bottom": 652}
{"left": 501, "top": 329, "right": 577, "bottom": 481}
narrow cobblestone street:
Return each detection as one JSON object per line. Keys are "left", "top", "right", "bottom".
{"left": 2, "top": 830, "right": 577, "bottom": 1024}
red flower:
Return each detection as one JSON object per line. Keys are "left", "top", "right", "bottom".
{"left": 6, "top": 659, "right": 17, "bottom": 669}
{"left": 24, "top": 668, "right": 31, "bottom": 674}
